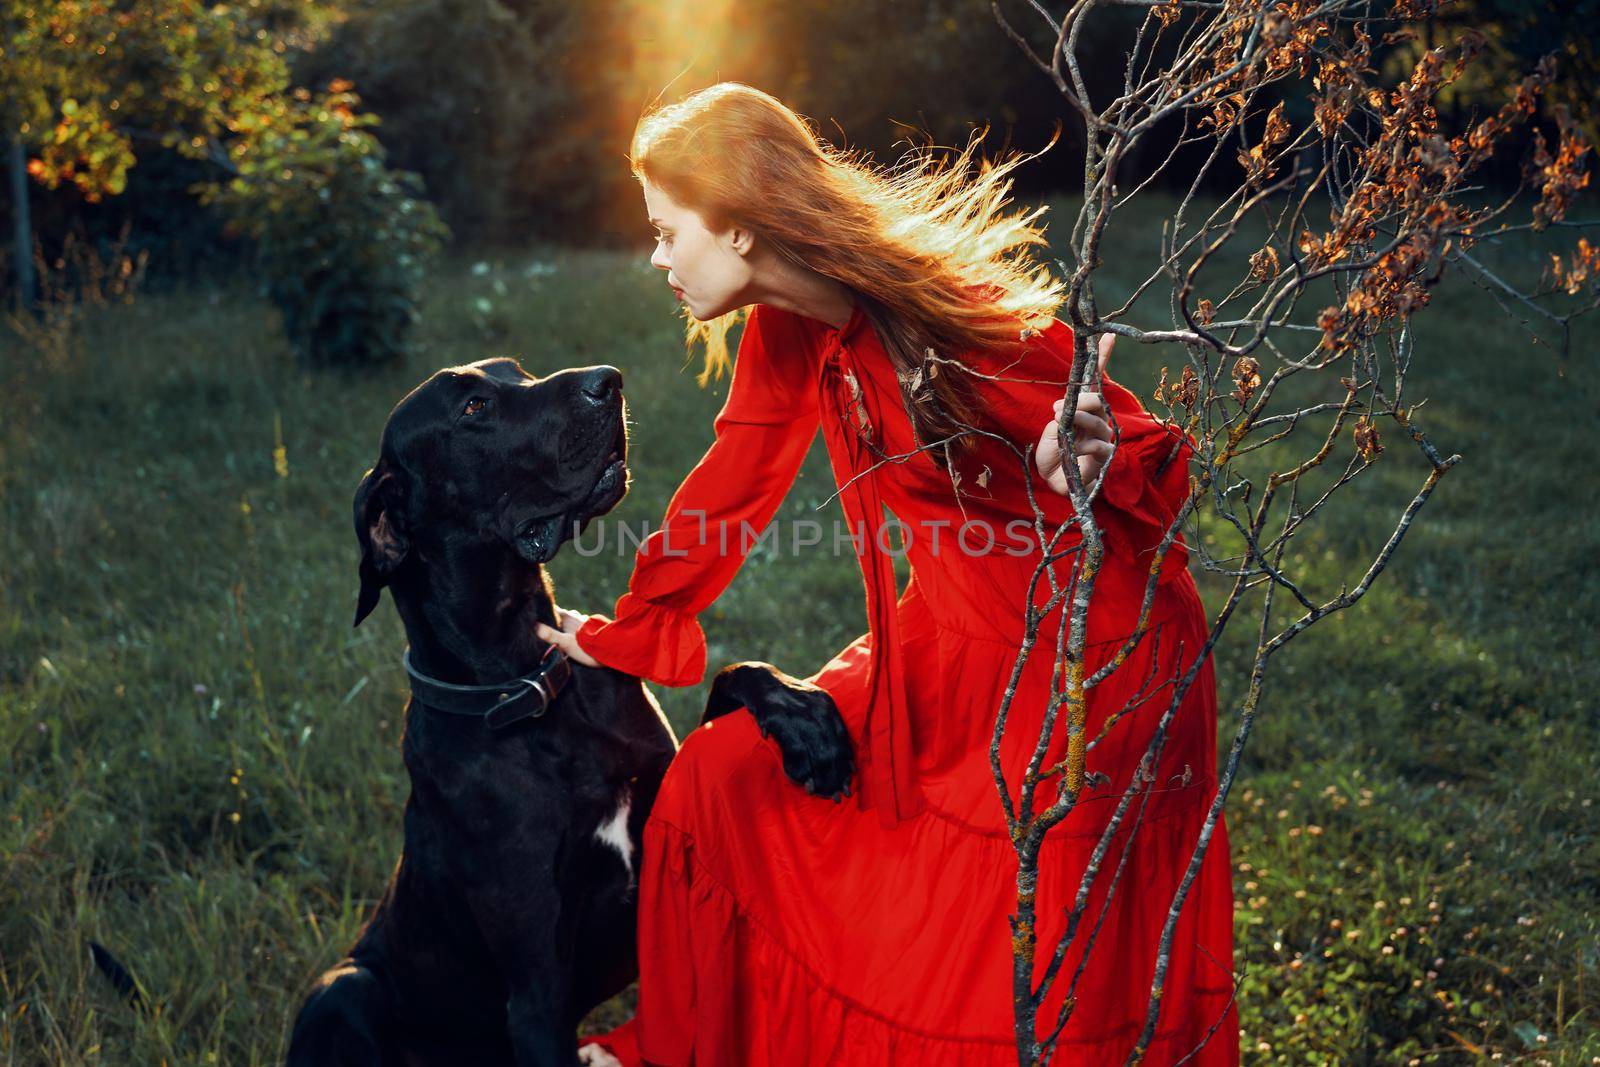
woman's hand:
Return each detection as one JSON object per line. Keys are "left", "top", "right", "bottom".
{"left": 1035, "top": 333, "right": 1117, "bottom": 496}
{"left": 534, "top": 606, "right": 602, "bottom": 668}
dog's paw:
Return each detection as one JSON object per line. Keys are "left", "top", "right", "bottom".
{"left": 748, "top": 679, "right": 856, "bottom": 801}
{"left": 706, "top": 663, "right": 857, "bottom": 801}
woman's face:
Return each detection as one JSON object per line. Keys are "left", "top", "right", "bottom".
{"left": 643, "top": 179, "right": 753, "bottom": 321}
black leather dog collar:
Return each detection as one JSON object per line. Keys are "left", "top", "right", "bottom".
{"left": 402, "top": 643, "right": 573, "bottom": 731}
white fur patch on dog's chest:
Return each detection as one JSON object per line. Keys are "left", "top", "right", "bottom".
{"left": 594, "top": 786, "right": 634, "bottom": 881}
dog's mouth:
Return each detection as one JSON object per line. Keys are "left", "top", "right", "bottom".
{"left": 588, "top": 418, "right": 628, "bottom": 507}
{"left": 583, "top": 456, "right": 627, "bottom": 515}
{"left": 601, "top": 422, "right": 625, "bottom": 473}
{"left": 510, "top": 420, "right": 628, "bottom": 565}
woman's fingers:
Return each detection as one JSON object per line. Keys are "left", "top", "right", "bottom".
{"left": 1049, "top": 398, "right": 1113, "bottom": 443}
{"left": 1077, "top": 436, "right": 1114, "bottom": 462}
{"left": 1037, "top": 422, "right": 1113, "bottom": 495}
{"left": 1035, "top": 419, "right": 1068, "bottom": 494}
{"left": 534, "top": 607, "right": 601, "bottom": 668}
{"left": 1097, "top": 332, "right": 1115, "bottom": 378}
{"left": 1074, "top": 409, "right": 1112, "bottom": 443}
{"left": 1074, "top": 435, "right": 1113, "bottom": 482}
{"left": 1053, "top": 392, "right": 1107, "bottom": 420}
{"left": 1040, "top": 380, "right": 1118, "bottom": 497}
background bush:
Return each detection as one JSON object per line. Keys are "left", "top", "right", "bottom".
{"left": 201, "top": 86, "right": 449, "bottom": 368}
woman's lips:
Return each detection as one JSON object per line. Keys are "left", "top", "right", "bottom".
{"left": 672, "top": 287, "right": 685, "bottom": 301}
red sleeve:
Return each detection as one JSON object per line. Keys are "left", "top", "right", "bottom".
{"left": 575, "top": 305, "right": 821, "bottom": 686}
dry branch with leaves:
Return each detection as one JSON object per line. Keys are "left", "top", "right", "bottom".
{"left": 914, "top": 1, "right": 1595, "bottom": 1063}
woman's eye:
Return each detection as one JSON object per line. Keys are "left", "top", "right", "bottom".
{"left": 462, "top": 397, "right": 487, "bottom": 416}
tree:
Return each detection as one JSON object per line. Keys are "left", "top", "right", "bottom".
{"left": 950, "top": 1, "right": 1596, "bottom": 1062}
{"left": 2, "top": 1, "right": 445, "bottom": 364}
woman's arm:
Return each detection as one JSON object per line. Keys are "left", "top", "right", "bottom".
{"left": 552, "top": 305, "right": 822, "bottom": 687}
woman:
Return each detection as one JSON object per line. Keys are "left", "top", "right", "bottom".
{"left": 540, "top": 83, "right": 1238, "bottom": 1065}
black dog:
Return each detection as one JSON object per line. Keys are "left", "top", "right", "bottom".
{"left": 285, "top": 357, "right": 854, "bottom": 1066}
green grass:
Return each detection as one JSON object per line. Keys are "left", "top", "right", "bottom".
{"left": 1, "top": 198, "right": 1596, "bottom": 1065}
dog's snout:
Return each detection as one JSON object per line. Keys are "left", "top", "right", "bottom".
{"left": 580, "top": 367, "right": 622, "bottom": 404}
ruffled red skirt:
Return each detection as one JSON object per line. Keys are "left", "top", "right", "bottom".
{"left": 585, "top": 573, "right": 1238, "bottom": 1065}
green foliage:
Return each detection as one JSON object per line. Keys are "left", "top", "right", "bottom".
{"left": 199, "top": 87, "right": 448, "bottom": 367}
{"left": 2, "top": 1, "right": 303, "bottom": 200}
{"left": 6, "top": 2, "right": 445, "bottom": 365}
{"left": 2, "top": 6, "right": 138, "bottom": 200}
{"left": 1226, "top": 762, "right": 1599, "bottom": 1064}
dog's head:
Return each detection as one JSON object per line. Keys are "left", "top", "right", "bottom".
{"left": 352, "top": 357, "right": 628, "bottom": 627}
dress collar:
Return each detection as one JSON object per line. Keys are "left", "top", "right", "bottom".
{"left": 809, "top": 298, "right": 869, "bottom": 355}
{"left": 833, "top": 299, "right": 869, "bottom": 347}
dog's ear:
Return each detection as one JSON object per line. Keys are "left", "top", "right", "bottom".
{"left": 353, "top": 463, "right": 410, "bottom": 627}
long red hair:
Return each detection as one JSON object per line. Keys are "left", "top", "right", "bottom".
{"left": 629, "top": 82, "right": 1064, "bottom": 463}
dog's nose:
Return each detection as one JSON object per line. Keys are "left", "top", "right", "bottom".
{"left": 580, "top": 366, "right": 622, "bottom": 404}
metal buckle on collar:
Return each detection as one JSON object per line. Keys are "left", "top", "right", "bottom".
{"left": 403, "top": 642, "right": 570, "bottom": 731}
{"left": 484, "top": 675, "right": 552, "bottom": 731}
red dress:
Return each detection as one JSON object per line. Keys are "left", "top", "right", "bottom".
{"left": 577, "top": 302, "right": 1239, "bottom": 1065}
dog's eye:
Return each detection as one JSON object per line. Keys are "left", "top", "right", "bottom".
{"left": 462, "top": 397, "right": 487, "bottom": 417}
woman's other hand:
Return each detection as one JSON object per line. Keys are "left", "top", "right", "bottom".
{"left": 1035, "top": 333, "right": 1117, "bottom": 496}
{"left": 535, "top": 606, "right": 602, "bottom": 668}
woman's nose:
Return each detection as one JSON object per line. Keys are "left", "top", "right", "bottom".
{"left": 650, "top": 246, "right": 669, "bottom": 270}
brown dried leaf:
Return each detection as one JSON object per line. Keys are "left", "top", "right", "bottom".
{"left": 844, "top": 371, "right": 873, "bottom": 438}
{"left": 1177, "top": 365, "right": 1200, "bottom": 409}
{"left": 1353, "top": 415, "right": 1383, "bottom": 461}
{"left": 1231, "top": 356, "right": 1262, "bottom": 405}
{"left": 1249, "top": 245, "right": 1281, "bottom": 281}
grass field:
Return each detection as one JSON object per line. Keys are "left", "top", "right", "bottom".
{"left": 1, "top": 195, "right": 1597, "bottom": 1064}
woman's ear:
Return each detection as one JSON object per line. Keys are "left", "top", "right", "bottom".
{"left": 729, "top": 224, "right": 755, "bottom": 257}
